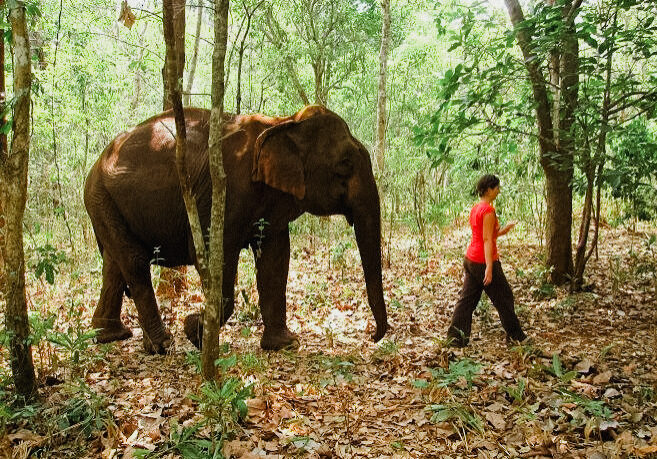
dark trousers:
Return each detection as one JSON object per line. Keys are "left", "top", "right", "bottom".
{"left": 447, "top": 258, "right": 526, "bottom": 346}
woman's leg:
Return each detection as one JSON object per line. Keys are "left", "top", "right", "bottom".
{"left": 447, "top": 259, "right": 485, "bottom": 346}
{"left": 484, "top": 261, "right": 526, "bottom": 341}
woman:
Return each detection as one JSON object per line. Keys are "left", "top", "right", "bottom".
{"left": 447, "top": 174, "right": 527, "bottom": 347}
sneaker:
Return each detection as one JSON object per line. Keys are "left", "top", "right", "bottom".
{"left": 506, "top": 334, "right": 533, "bottom": 346}
{"left": 448, "top": 337, "right": 469, "bottom": 348}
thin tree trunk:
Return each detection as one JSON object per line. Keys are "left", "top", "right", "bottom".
{"left": 0, "top": 1, "right": 37, "bottom": 400}
{"left": 131, "top": 21, "right": 148, "bottom": 113}
{"left": 162, "top": 0, "right": 190, "bottom": 289}
{"left": 163, "top": 0, "right": 209, "bottom": 287}
{"left": 0, "top": 4, "right": 6, "bottom": 292}
{"left": 573, "top": 10, "right": 616, "bottom": 289}
{"left": 263, "top": 7, "right": 310, "bottom": 106}
{"left": 184, "top": 0, "right": 203, "bottom": 106}
{"left": 235, "top": 10, "right": 249, "bottom": 114}
{"left": 163, "top": 0, "right": 186, "bottom": 110}
{"left": 202, "top": 0, "right": 230, "bottom": 381}
{"left": 572, "top": 162, "right": 594, "bottom": 290}
{"left": 236, "top": 36, "right": 245, "bottom": 113}
{"left": 235, "top": 1, "right": 261, "bottom": 114}
{"left": 590, "top": 169, "right": 602, "bottom": 261}
{"left": 50, "top": 0, "right": 76, "bottom": 255}
{"left": 312, "top": 57, "right": 327, "bottom": 105}
{"left": 375, "top": 0, "right": 390, "bottom": 174}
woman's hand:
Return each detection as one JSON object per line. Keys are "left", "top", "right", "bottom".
{"left": 484, "top": 264, "right": 493, "bottom": 286}
{"left": 499, "top": 220, "right": 517, "bottom": 236}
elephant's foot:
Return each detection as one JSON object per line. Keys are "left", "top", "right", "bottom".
{"left": 92, "top": 318, "right": 133, "bottom": 343}
{"left": 371, "top": 321, "right": 390, "bottom": 343}
{"left": 261, "top": 327, "right": 300, "bottom": 351}
{"left": 142, "top": 328, "right": 173, "bottom": 354}
{"left": 184, "top": 313, "right": 203, "bottom": 349}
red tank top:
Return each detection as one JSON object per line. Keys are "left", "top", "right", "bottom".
{"left": 465, "top": 201, "right": 499, "bottom": 264}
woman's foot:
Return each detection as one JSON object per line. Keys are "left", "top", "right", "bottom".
{"left": 506, "top": 333, "right": 532, "bottom": 346}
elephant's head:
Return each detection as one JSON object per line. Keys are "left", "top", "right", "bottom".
{"left": 252, "top": 108, "right": 389, "bottom": 342}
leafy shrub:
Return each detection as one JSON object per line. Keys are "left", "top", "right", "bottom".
{"left": 605, "top": 119, "right": 657, "bottom": 221}
{"left": 414, "top": 358, "right": 482, "bottom": 391}
{"left": 426, "top": 402, "right": 483, "bottom": 434}
{"left": 190, "top": 379, "right": 253, "bottom": 438}
{"left": 30, "top": 244, "right": 67, "bottom": 285}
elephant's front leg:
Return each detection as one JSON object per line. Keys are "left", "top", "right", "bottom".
{"left": 183, "top": 247, "right": 240, "bottom": 349}
{"left": 254, "top": 229, "right": 299, "bottom": 350}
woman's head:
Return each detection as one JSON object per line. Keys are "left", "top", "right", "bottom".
{"left": 475, "top": 174, "right": 500, "bottom": 197}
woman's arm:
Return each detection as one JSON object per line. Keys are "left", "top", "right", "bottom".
{"left": 482, "top": 212, "right": 496, "bottom": 285}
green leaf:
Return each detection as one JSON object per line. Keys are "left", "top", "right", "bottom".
{"left": 552, "top": 354, "right": 563, "bottom": 377}
{"left": 412, "top": 379, "right": 429, "bottom": 388}
{"left": 214, "top": 354, "right": 237, "bottom": 370}
{"left": 561, "top": 370, "right": 579, "bottom": 383}
{"left": 177, "top": 443, "right": 204, "bottom": 458}
{"left": 45, "top": 265, "right": 55, "bottom": 285}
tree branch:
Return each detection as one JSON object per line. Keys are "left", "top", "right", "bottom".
{"left": 608, "top": 90, "right": 657, "bottom": 116}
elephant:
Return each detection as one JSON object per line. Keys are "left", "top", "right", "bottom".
{"left": 84, "top": 105, "right": 389, "bottom": 353}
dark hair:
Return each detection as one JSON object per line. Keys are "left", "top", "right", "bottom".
{"left": 475, "top": 174, "right": 500, "bottom": 197}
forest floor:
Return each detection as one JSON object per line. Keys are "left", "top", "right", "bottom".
{"left": 2, "top": 219, "right": 657, "bottom": 458}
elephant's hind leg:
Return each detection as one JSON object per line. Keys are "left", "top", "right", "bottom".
{"left": 92, "top": 251, "right": 133, "bottom": 343}
{"left": 87, "top": 184, "right": 171, "bottom": 353}
{"left": 118, "top": 253, "right": 173, "bottom": 354}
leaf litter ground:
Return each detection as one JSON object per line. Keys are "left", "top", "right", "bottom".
{"left": 2, "top": 219, "right": 657, "bottom": 458}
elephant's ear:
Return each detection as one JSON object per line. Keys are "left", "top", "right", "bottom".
{"left": 252, "top": 122, "right": 306, "bottom": 200}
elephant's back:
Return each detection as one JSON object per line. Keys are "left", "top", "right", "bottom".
{"left": 117, "top": 107, "right": 212, "bottom": 168}
{"left": 85, "top": 107, "right": 269, "bottom": 264}
{"left": 93, "top": 109, "right": 214, "bottom": 264}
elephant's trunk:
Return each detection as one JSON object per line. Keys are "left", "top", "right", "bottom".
{"left": 352, "top": 186, "right": 388, "bottom": 343}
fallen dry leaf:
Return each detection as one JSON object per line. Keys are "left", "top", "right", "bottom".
{"left": 593, "top": 370, "right": 613, "bottom": 385}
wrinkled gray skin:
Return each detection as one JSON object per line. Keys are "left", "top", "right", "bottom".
{"left": 84, "top": 106, "right": 389, "bottom": 353}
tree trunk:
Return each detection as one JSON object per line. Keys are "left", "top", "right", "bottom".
{"left": 163, "top": 0, "right": 186, "bottom": 110}
{"left": 0, "top": 7, "right": 6, "bottom": 292}
{"left": 163, "top": 0, "right": 209, "bottom": 286}
{"left": 184, "top": 0, "right": 203, "bottom": 107}
{"left": 573, "top": 9, "right": 616, "bottom": 289}
{"left": 375, "top": 0, "right": 390, "bottom": 174}
{"left": 236, "top": 1, "right": 261, "bottom": 114}
{"left": 543, "top": 167, "right": 573, "bottom": 284}
{"left": 131, "top": 21, "right": 149, "bottom": 113}
{"left": 162, "top": 0, "right": 190, "bottom": 289}
{"left": 505, "top": 0, "right": 575, "bottom": 284}
{"left": 312, "top": 57, "right": 327, "bottom": 105}
{"left": 202, "top": 0, "right": 230, "bottom": 381}
{"left": 549, "top": 0, "right": 578, "bottom": 284}
{"left": 0, "top": 1, "right": 37, "bottom": 400}
{"left": 236, "top": 38, "right": 245, "bottom": 113}
{"left": 263, "top": 7, "right": 310, "bottom": 106}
